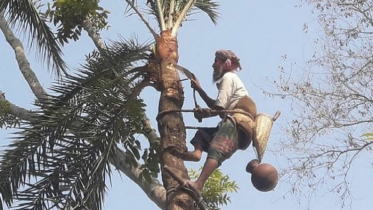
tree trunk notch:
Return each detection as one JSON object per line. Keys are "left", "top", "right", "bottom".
{"left": 143, "top": 57, "right": 162, "bottom": 91}
{"left": 156, "top": 29, "right": 179, "bottom": 62}
{"left": 156, "top": 29, "right": 195, "bottom": 210}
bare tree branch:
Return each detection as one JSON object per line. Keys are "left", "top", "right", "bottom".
{"left": 82, "top": 17, "right": 107, "bottom": 50}
{"left": 0, "top": 90, "right": 35, "bottom": 121}
{"left": 0, "top": 10, "right": 47, "bottom": 102}
{"left": 110, "top": 147, "right": 165, "bottom": 209}
{"left": 142, "top": 116, "right": 160, "bottom": 145}
{"left": 266, "top": 1, "right": 373, "bottom": 207}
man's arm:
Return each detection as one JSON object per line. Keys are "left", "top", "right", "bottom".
{"left": 191, "top": 78, "right": 216, "bottom": 108}
{"left": 196, "top": 88, "right": 216, "bottom": 109}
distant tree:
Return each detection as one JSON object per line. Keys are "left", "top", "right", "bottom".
{"left": 0, "top": 0, "right": 238, "bottom": 210}
{"left": 267, "top": 0, "right": 373, "bottom": 208}
{"left": 362, "top": 133, "right": 373, "bottom": 141}
{"left": 189, "top": 168, "right": 239, "bottom": 210}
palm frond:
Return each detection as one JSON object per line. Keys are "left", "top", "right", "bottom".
{"left": 144, "top": 0, "right": 161, "bottom": 29}
{"left": 0, "top": 0, "right": 66, "bottom": 76}
{"left": 52, "top": 36, "right": 151, "bottom": 106}
{"left": 0, "top": 38, "right": 153, "bottom": 209}
{"left": 171, "top": 0, "right": 220, "bottom": 26}
{"left": 169, "top": 0, "right": 220, "bottom": 34}
{"left": 2, "top": 102, "right": 122, "bottom": 210}
{"left": 126, "top": 0, "right": 218, "bottom": 33}
{"left": 124, "top": 0, "right": 159, "bottom": 37}
{"left": 175, "top": 0, "right": 189, "bottom": 12}
{"left": 0, "top": 112, "right": 21, "bottom": 129}
{"left": 193, "top": 0, "right": 219, "bottom": 25}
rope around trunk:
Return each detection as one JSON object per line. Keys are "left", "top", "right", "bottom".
{"left": 156, "top": 108, "right": 254, "bottom": 122}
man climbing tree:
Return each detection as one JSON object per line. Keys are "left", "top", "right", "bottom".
{"left": 180, "top": 50, "right": 257, "bottom": 197}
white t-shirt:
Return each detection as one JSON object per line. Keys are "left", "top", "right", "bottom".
{"left": 214, "top": 71, "right": 249, "bottom": 110}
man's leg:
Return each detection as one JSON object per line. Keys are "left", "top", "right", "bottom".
{"left": 186, "top": 119, "right": 239, "bottom": 195}
{"left": 183, "top": 128, "right": 217, "bottom": 162}
{"left": 183, "top": 143, "right": 203, "bottom": 162}
{"left": 187, "top": 158, "right": 219, "bottom": 193}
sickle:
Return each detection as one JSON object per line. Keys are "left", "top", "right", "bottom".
{"left": 175, "top": 64, "right": 202, "bottom": 122}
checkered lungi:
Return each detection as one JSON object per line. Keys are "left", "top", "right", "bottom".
{"left": 190, "top": 118, "right": 247, "bottom": 166}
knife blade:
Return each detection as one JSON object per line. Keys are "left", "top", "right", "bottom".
{"left": 175, "top": 64, "right": 196, "bottom": 80}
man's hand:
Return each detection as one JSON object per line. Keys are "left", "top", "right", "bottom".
{"left": 194, "top": 107, "right": 212, "bottom": 122}
{"left": 191, "top": 78, "right": 202, "bottom": 92}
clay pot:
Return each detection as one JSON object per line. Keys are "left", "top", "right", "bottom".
{"left": 246, "top": 159, "right": 278, "bottom": 192}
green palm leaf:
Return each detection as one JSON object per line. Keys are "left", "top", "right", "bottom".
{"left": 0, "top": 38, "right": 152, "bottom": 209}
{"left": 194, "top": 0, "right": 219, "bottom": 25}
{"left": 138, "top": 0, "right": 219, "bottom": 30}
{"left": 0, "top": 0, "right": 66, "bottom": 76}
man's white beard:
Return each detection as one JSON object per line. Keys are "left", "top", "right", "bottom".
{"left": 212, "top": 66, "right": 224, "bottom": 83}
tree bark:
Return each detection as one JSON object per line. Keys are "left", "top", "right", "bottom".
{"left": 0, "top": 10, "right": 47, "bottom": 102}
{"left": 0, "top": 91, "right": 34, "bottom": 121}
{"left": 81, "top": 17, "right": 106, "bottom": 50}
{"left": 157, "top": 29, "right": 194, "bottom": 210}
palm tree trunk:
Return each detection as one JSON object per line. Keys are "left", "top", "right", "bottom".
{"left": 157, "top": 29, "right": 195, "bottom": 210}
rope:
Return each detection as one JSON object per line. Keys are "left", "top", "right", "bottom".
{"left": 193, "top": 89, "right": 202, "bottom": 123}
{"left": 185, "top": 126, "right": 215, "bottom": 130}
{"left": 156, "top": 108, "right": 254, "bottom": 121}
{"left": 163, "top": 166, "right": 208, "bottom": 210}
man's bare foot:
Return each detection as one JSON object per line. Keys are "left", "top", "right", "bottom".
{"left": 184, "top": 180, "right": 202, "bottom": 197}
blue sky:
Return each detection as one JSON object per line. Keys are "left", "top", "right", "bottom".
{"left": 1, "top": 0, "right": 372, "bottom": 209}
